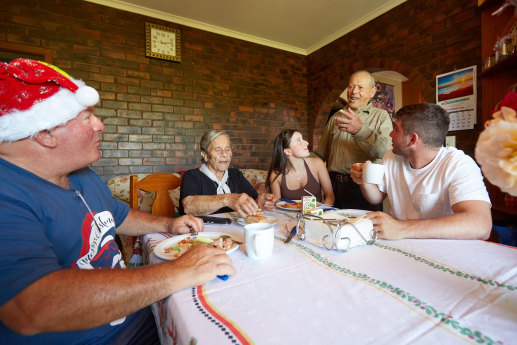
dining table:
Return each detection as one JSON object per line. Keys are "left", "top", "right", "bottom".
{"left": 140, "top": 208, "right": 517, "bottom": 345}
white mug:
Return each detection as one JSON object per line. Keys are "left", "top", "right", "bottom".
{"left": 363, "top": 162, "right": 385, "bottom": 184}
{"left": 244, "top": 222, "right": 274, "bottom": 259}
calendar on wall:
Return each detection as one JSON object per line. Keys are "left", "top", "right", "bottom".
{"left": 436, "top": 66, "right": 477, "bottom": 131}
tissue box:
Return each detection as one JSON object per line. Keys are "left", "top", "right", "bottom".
{"left": 299, "top": 212, "right": 375, "bottom": 251}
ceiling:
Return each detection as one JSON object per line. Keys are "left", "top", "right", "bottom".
{"left": 85, "top": 0, "right": 407, "bottom": 55}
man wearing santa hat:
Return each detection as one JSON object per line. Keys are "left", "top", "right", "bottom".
{"left": 0, "top": 59, "right": 235, "bottom": 344}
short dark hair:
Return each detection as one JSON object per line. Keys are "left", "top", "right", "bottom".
{"left": 393, "top": 103, "right": 449, "bottom": 148}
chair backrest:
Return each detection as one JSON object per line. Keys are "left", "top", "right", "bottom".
{"left": 129, "top": 173, "right": 182, "bottom": 218}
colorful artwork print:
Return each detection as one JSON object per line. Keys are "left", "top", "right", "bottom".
{"left": 437, "top": 67, "right": 475, "bottom": 102}
{"left": 371, "top": 82, "right": 395, "bottom": 117}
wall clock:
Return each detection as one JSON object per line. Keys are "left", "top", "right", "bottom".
{"left": 145, "top": 23, "right": 181, "bottom": 62}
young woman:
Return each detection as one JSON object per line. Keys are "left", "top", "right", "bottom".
{"left": 266, "top": 129, "right": 334, "bottom": 205}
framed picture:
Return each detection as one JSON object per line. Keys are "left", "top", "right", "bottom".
{"left": 145, "top": 23, "right": 181, "bottom": 62}
{"left": 0, "top": 42, "right": 52, "bottom": 63}
{"left": 371, "top": 82, "right": 395, "bottom": 118}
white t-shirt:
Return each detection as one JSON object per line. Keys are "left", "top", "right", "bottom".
{"left": 378, "top": 147, "right": 491, "bottom": 220}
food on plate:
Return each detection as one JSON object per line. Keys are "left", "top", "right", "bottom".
{"left": 282, "top": 201, "right": 302, "bottom": 209}
{"left": 245, "top": 215, "right": 268, "bottom": 224}
{"left": 163, "top": 236, "right": 237, "bottom": 259}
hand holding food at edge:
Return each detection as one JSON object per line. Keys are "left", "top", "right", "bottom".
{"left": 172, "top": 245, "right": 237, "bottom": 286}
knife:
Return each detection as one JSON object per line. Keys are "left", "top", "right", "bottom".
{"left": 280, "top": 198, "right": 296, "bottom": 204}
{"left": 284, "top": 224, "right": 297, "bottom": 244}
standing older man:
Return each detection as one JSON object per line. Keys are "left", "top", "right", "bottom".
{"left": 350, "top": 103, "right": 492, "bottom": 240}
{"left": 0, "top": 59, "right": 235, "bottom": 344}
{"left": 314, "top": 70, "right": 393, "bottom": 210}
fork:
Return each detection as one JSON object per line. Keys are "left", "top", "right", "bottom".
{"left": 220, "top": 234, "right": 242, "bottom": 244}
{"left": 284, "top": 223, "right": 297, "bottom": 243}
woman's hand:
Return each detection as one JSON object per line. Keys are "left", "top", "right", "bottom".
{"left": 257, "top": 193, "right": 278, "bottom": 211}
{"left": 224, "top": 193, "right": 260, "bottom": 218}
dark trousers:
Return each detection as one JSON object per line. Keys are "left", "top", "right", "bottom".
{"left": 111, "top": 306, "right": 161, "bottom": 345}
{"left": 329, "top": 171, "right": 382, "bottom": 211}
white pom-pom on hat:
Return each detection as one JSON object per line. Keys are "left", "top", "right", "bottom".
{"left": 75, "top": 85, "right": 99, "bottom": 107}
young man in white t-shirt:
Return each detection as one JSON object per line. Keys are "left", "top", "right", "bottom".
{"left": 350, "top": 103, "right": 492, "bottom": 240}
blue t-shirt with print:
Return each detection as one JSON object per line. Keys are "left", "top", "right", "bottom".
{"left": 0, "top": 158, "right": 141, "bottom": 344}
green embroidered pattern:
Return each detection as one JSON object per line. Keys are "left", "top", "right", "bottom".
{"left": 374, "top": 243, "right": 516, "bottom": 292}
{"left": 271, "top": 209, "right": 298, "bottom": 219}
{"left": 287, "top": 239, "right": 504, "bottom": 345}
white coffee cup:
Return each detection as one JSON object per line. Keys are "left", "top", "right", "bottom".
{"left": 363, "top": 162, "right": 385, "bottom": 184}
{"left": 244, "top": 222, "right": 274, "bottom": 259}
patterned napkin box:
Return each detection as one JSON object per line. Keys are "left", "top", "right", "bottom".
{"left": 298, "top": 212, "right": 376, "bottom": 251}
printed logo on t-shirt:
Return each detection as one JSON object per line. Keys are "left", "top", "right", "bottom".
{"left": 74, "top": 211, "right": 125, "bottom": 269}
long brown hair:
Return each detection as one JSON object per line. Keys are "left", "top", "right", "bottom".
{"left": 265, "top": 129, "right": 297, "bottom": 192}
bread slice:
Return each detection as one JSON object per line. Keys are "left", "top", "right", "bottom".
{"left": 245, "top": 215, "right": 267, "bottom": 224}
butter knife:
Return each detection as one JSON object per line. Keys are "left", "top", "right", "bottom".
{"left": 284, "top": 225, "right": 297, "bottom": 244}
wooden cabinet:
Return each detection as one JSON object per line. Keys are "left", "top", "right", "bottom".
{"left": 479, "top": 0, "right": 517, "bottom": 220}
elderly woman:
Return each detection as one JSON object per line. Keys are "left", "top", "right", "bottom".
{"left": 179, "top": 130, "right": 278, "bottom": 217}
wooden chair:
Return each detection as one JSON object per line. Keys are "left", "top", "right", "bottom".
{"left": 129, "top": 173, "right": 182, "bottom": 218}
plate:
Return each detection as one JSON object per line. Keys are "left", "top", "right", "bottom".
{"left": 333, "top": 209, "right": 370, "bottom": 218}
{"left": 276, "top": 200, "right": 322, "bottom": 211}
{"left": 236, "top": 216, "right": 279, "bottom": 226}
{"left": 154, "top": 232, "right": 241, "bottom": 261}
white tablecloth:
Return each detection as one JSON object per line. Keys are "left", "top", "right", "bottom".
{"left": 142, "top": 210, "right": 517, "bottom": 345}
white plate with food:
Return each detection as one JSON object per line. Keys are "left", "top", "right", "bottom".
{"left": 333, "top": 209, "right": 370, "bottom": 218}
{"left": 154, "top": 232, "right": 241, "bottom": 261}
{"left": 236, "top": 215, "right": 279, "bottom": 226}
{"left": 275, "top": 200, "right": 322, "bottom": 211}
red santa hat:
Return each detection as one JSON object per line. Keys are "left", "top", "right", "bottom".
{"left": 0, "top": 58, "right": 99, "bottom": 142}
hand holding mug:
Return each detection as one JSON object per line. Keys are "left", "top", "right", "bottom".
{"left": 362, "top": 161, "right": 385, "bottom": 185}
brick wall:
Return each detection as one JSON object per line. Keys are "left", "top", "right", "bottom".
{"left": 0, "top": 0, "right": 307, "bottom": 180}
{"left": 308, "top": 0, "right": 482, "bottom": 157}
{"left": 1, "top": 0, "right": 482, "bottom": 181}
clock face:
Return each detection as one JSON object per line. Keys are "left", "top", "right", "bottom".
{"left": 151, "top": 28, "right": 176, "bottom": 56}
{"left": 145, "top": 23, "right": 181, "bottom": 62}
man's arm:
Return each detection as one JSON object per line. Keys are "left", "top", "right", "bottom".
{"left": 0, "top": 245, "right": 235, "bottom": 335}
{"left": 115, "top": 208, "right": 203, "bottom": 236}
{"left": 365, "top": 200, "right": 492, "bottom": 240}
